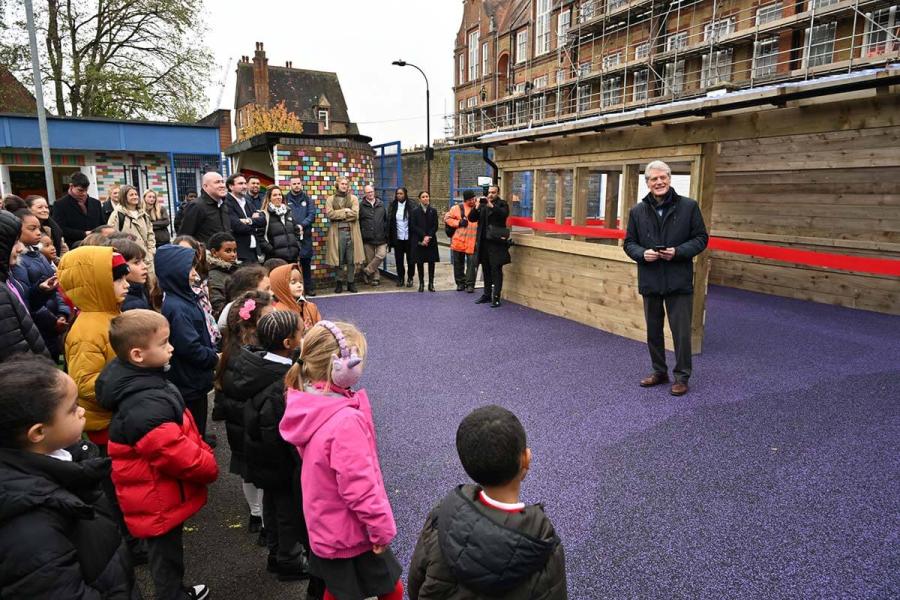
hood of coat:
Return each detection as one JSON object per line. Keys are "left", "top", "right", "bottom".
{"left": 206, "top": 251, "right": 237, "bottom": 273}
{"left": 155, "top": 244, "right": 197, "bottom": 303}
{"left": 57, "top": 245, "right": 119, "bottom": 312}
{"left": 268, "top": 264, "right": 302, "bottom": 314}
{"left": 0, "top": 211, "right": 22, "bottom": 281}
{"left": 279, "top": 387, "right": 364, "bottom": 451}
{"left": 95, "top": 358, "right": 171, "bottom": 412}
{"left": 0, "top": 447, "right": 111, "bottom": 522}
{"left": 226, "top": 347, "right": 291, "bottom": 398}
{"left": 436, "top": 484, "right": 560, "bottom": 595}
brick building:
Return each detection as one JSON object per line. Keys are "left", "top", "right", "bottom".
{"left": 234, "top": 42, "right": 359, "bottom": 139}
{"left": 452, "top": 0, "right": 899, "bottom": 140}
{"left": 0, "top": 66, "right": 37, "bottom": 114}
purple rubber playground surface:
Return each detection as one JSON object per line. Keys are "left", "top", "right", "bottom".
{"left": 313, "top": 285, "right": 900, "bottom": 599}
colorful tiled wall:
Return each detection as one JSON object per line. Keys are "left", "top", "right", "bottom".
{"left": 93, "top": 152, "right": 170, "bottom": 203}
{"left": 276, "top": 144, "right": 375, "bottom": 282}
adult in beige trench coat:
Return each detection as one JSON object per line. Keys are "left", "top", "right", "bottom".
{"left": 325, "top": 176, "right": 365, "bottom": 293}
{"left": 108, "top": 184, "right": 157, "bottom": 273}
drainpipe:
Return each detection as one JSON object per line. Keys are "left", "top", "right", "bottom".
{"left": 482, "top": 145, "right": 498, "bottom": 184}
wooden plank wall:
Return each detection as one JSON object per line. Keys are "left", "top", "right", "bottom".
{"left": 710, "top": 126, "right": 900, "bottom": 314}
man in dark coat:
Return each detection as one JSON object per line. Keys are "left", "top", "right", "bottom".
{"left": 623, "top": 160, "right": 709, "bottom": 397}
{"left": 358, "top": 185, "right": 389, "bottom": 286}
{"left": 224, "top": 173, "right": 264, "bottom": 264}
{"left": 177, "top": 172, "right": 231, "bottom": 244}
{"left": 173, "top": 192, "right": 198, "bottom": 233}
{"left": 468, "top": 184, "right": 511, "bottom": 308}
{"left": 285, "top": 177, "right": 317, "bottom": 296}
{"left": 246, "top": 176, "right": 264, "bottom": 213}
{"left": 51, "top": 171, "right": 105, "bottom": 246}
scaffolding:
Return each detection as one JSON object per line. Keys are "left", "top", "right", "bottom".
{"left": 455, "top": 0, "right": 900, "bottom": 140}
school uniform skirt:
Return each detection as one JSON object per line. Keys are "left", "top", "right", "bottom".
{"left": 308, "top": 547, "right": 402, "bottom": 600}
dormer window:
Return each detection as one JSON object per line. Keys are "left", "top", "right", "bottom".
{"left": 318, "top": 109, "right": 329, "bottom": 130}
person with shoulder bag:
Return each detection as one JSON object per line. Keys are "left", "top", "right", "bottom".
{"left": 467, "top": 184, "right": 510, "bottom": 307}
{"left": 444, "top": 191, "right": 479, "bottom": 292}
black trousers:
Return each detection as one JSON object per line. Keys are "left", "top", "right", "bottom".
{"left": 480, "top": 257, "right": 504, "bottom": 298}
{"left": 183, "top": 392, "right": 208, "bottom": 440}
{"left": 416, "top": 260, "right": 435, "bottom": 284}
{"left": 642, "top": 293, "right": 693, "bottom": 382}
{"left": 299, "top": 256, "right": 312, "bottom": 291}
{"left": 146, "top": 524, "right": 186, "bottom": 600}
{"left": 263, "top": 485, "right": 308, "bottom": 568}
{"left": 393, "top": 239, "right": 414, "bottom": 282}
{"left": 452, "top": 252, "right": 477, "bottom": 287}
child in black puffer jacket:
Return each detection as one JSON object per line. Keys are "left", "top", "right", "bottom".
{"left": 0, "top": 354, "right": 135, "bottom": 598}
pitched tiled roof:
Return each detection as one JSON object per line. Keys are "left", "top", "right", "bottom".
{"left": 234, "top": 62, "right": 354, "bottom": 127}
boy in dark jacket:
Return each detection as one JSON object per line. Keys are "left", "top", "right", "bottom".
{"left": 155, "top": 244, "right": 219, "bottom": 438}
{"left": 206, "top": 231, "right": 238, "bottom": 319}
{"left": 0, "top": 354, "right": 135, "bottom": 598}
{"left": 97, "top": 309, "right": 218, "bottom": 600}
{"left": 109, "top": 238, "right": 151, "bottom": 312}
{"left": 408, "top": 405, "right": 567, "bottom": 600}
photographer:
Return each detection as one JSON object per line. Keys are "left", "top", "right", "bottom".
{"left": 468, "top": 184, "right": 510, "bottom": 308}
{"left": 444, "top": 190, "right": 478, "bottom": 292}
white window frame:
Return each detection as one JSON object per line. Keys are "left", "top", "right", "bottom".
{"left": 458, "top": 100, "right": 465, "bottom": 134}
{"left": 579, "top": 0, "right": 596, "bottom": 22}
{"left": 633, "top": 69, "right": 649, "bottom": 101}
{"left": 578, "top": 61, "right": 592, "bottom": 77}
{"left": 804, "top": 21, "right": 836, "bottom": 67}
{"left": 515, "top": 99, "right": 528, "bottom": 123}
{"left": 602, "top": 52, "right": 622, "bottom": 71}
{"left": 753, "top": 37, "right": 780, "bottom": 77}
{"left": 701, "top": 48, "right": 734, "bottom": 87}
{"left": 663, "top": 60, "right": 685, "bottom": 95}
{"left": 458, "top": 54, "right": 465, "bottom": 85}
{"left": 756, "top": 2, "right": 783, "bottom": 25}
{"left": 863, "top": 6, "right": 899, "bottom": 56}
{"left": 468, "top": 30, "right": 480, "bottom": 80}
{"left": 466, "top": 111, "right": 475, "bottom": 133}
{"left": 535, "top": 0, "right": 552, "bottom": 56}
{"left": 601, "top": 76, "right": 623, "bottom": 107}
{"left": 532, "top": 75, "right": 549, "bottom": 90}
{"left": 635, "top": 42, "right": 650, "bottom": 60}
{"left": 318, "top": 109, "right": 329, "bottom": 130}
{"left": 666, "top": 31, "right": 689, "bottom": 51}
{"left": 809, "top": 0, "right": 839, "bottom": 8}
{"left": 556, "top": 67, "right": 567, "bottom": 83}
{"left": 482, "top": 42, "right": 490, "bottom": 76}
{"left": 516, "top": 29, "right": 529, "bottom": 64}
{"left": 609, "top": 0, "right": 629, "bottom": 11}
{"left": 557, "top": 9, "right": 571, "bottom": 47}
{"left": 576, "top": 84, "right": 591, "bottom": 112}
{"left": 532, "top": 94, "right": 547, "bottom": 120}
{"left": 514, "top": 82, "right": 527, "bottom": 94}
{"left": 704, "top": 17, "right": 735, "bottom": 42}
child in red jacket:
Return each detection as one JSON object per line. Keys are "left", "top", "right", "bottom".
{"left": 96, "top": 309, "right": 218, "bottom": 600}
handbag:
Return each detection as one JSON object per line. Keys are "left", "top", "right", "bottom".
{"left": 486, "top": 224, "right": 511, "bottom": 242}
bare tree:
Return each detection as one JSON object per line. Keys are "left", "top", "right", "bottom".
{"left": 1, "top": 0, "right": 214, "bottom": 122}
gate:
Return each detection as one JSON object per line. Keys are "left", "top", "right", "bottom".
{"left": 449, "top": 148, "right": 494, "bottom": 205}
{"left": 372, "top": 141, "right": 403, "bottom": 276}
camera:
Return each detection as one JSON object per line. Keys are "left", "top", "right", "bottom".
{"left": 479, "top": 196, "right": 488, "bottom": 204}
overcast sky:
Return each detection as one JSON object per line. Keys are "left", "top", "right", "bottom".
{"left": 205, "top": 0, "right": 464, "bottom": 148}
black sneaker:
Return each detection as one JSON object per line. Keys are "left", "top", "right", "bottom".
{"left": 406, "top": 278, "right": 413, "bottom": 288}
{"left": 334, "top": 282, "right": 343, "bottom": 294}
{"left": 475, "top": 295, "right": 491, "bottom": 304}
{"left": 248, "top": 515, "right": 262, "bottom": 534}
{"left": 186, "top": 584, "right": 209, "bottom": 600}
{"left": 277, "top": 555, "right": 311, "bottom": 582}
{"left": 347, "top": 283, "right": 358, "bottom": 293}
{"left": 395, "top": 279, "right": 404, "bottom": 288}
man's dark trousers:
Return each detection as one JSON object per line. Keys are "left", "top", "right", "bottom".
{"left": 643, "top": 293, "right": 693, "bottom": 382}
{"left": 452, "top": 251, "right": 476, "bottom": 287}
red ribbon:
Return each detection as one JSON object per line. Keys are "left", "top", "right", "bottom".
{"left": 506, "top": 217, "right": 900, "bottom": 277}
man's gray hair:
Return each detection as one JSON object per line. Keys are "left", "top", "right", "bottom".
{"left": 644, "top": 160, "right": 671, "bottom": 180}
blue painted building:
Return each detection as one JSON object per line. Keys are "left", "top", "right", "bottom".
{"left": 0, "top": 113, "right": 223, "bottom": 210}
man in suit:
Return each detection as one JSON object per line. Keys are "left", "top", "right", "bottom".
{"left": 224, "top": 173, "right": 264, "bottom": 264}
{"left": 51, "top": 171, "right": 105, "bottom": 246}
{"left": 177, "top": 172, "right": 231, "bottom": 244}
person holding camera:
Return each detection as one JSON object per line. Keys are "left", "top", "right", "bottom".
{"left": 468, "top": 184, "right": 510, "bottom": 308}
{"left": 444, "top": 190, "right": 478, "bottom": 292}
{"left": 410, "top": 191, "right": 439, "bottom": 292}
{"left": 623, "top": 160, "right": 708, "bottom": 397}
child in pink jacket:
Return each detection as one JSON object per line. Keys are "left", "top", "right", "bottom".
{"left": 279, "top": 320, "right": 402, "bottom": 600}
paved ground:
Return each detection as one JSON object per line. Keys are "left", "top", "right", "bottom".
{"left": 152, "top": 285, "right": 900, "bottom": 599}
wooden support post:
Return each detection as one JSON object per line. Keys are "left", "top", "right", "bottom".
{"left": 532, "top": 170, "right": 546, "bottom": 235}
{"left": 554, "top": 170, "right": 566, "bottom": 225}
{"left": 602, "top": 171, "right": 620, "bottom": 245}
{"left": 687, "top": 143, "right": 718, "bottom": 355}
{"left": 619, "top": 163, "right": 640, "bottom": 246}
{"left": 572, "top": 167, "right": 589, "bottom": 241}
{"left": 499, "top": 170, "right": 511, "bottom": 204}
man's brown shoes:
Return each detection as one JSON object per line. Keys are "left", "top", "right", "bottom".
{"left": 639, "top": 373, "right": 669, "bottom": 387}
{"left": 670, "top": 382, "right": 689, "bottom": 396}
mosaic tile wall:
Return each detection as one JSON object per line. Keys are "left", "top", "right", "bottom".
{"left": 93, "top": 153, "right": 170, "bottom": 203}
{"left": 275, "top": 144, "right": 375, "bottom": 283}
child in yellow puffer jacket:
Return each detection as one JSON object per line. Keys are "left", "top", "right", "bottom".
{"left": 58, "top": 245, "right": 130, "bottom": 447}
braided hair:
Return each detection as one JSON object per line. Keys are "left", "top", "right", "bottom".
{"left": 214, "top": 290, "right": 273, "bottom": 389}
{"left": 257, "top": 310, "right": 303, "bottom": 353}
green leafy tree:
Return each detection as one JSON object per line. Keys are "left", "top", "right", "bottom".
{"left": 0, "top": 0, "right": 214, "bottom": 121}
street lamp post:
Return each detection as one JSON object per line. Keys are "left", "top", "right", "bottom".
{"left": 392, "top": 60, "right": 431, "bottom": 195}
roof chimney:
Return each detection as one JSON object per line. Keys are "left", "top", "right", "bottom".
{"left": 286, "top": 61, "right": 292, "bottom": 68}
{"left": 252, "top": 42, "right": 269, "bottom": 108}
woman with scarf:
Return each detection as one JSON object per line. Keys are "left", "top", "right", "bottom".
{"left": 258, "top": 186, "right": 301, "bottom": 263}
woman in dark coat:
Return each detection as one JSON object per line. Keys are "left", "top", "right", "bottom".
{"left": 0, "top": 210, "right": 48, "bottom": 362}
{"left": 258, "top": 186, "right": 301, "bottom": 263}
{"left": 409, "top": 191, "right": 440, "bottom": 293}
{"left": 387, "top": 187, "right": 416, "bottom": 288}
{"left": 468, "top": 186, "right": 511, "bottom": 307}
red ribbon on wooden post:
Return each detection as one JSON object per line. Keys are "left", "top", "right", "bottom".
{"left": 505, "top": 217, "right": 900, "bottom": 277}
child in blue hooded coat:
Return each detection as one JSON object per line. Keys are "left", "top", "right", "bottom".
{"left": 155, "top": 244, "right": 219, "bottom": 439}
